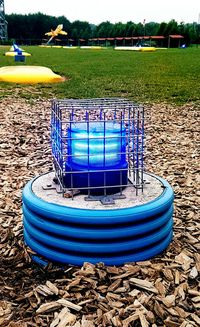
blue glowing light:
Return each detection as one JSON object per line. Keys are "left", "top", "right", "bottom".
{"left": 68, "top": 121, "right": 126, "bottom": 168}
{"left": 65, "top": 121, "right": 128, "bottom": 194}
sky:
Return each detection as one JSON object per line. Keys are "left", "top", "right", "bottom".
{"left": 5, "top": 0, "right": 200, "bottom": 25}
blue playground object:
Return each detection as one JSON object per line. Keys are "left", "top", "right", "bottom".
{"left": 22, "top": 98, "right": 174, "bottom": 266}
{"left": 14, "top": 51, "right": 25, "bottom": 62}
{"left": 22, "top": 172, "right": 174, "bottom": 266}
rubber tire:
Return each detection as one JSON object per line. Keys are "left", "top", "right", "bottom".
{"left": 23, "top": 203, "right": 173, "bottom": 241}
{"left": 23, "top": 213, "right": 173, "bottom": 254}
{"left": 24, "top": 228, "right": 173, "bottom": 266}
{"left": 22, "top": 172, "right": 174, "bottom": 266}
{"left": 22, "top": 173, "right": 174, "bottom": 225}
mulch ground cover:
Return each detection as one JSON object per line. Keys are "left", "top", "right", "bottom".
{"left": 0, "top": 97, "right": 199, "bottom": 326}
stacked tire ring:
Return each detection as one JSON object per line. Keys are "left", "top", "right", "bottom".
{"left": 22, "top": 173, "right": 174, "bottom": 266}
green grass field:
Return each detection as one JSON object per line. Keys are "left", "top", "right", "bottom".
{"left": 0, "top": 46, "right": 200, "bottom": 104}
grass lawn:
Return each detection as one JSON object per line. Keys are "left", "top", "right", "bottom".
{"left": 0, "top": 46, "right": 200, "bottom": 104}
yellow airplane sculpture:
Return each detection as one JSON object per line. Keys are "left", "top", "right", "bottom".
{"left": 45, "top": 24, "right": 67, "bottom": 44}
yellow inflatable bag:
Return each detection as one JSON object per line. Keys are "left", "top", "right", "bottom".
{"left": 140, "top": 47, "right": 156, "bottom": 52}
{"left": 0, "top": 66, "right": 64, "bottom": 84}
{"left": 5, "top": 51, "right": 31, "bottom": 57}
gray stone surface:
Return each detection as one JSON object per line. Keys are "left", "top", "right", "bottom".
{"left": 32, "top": 172, "right": 163, "bottom": 210}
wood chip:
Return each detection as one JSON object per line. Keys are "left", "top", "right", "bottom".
{"left": 129, "top": 278, "right": 158, "bottom": 294}
{"left": 57, "top": 311, "right": 76, "bottom": 327}
{"left": 191, "top": 313, "right": 200, "bottom": 326}
{"left": 189, "top": 266, "right": 198, "bottom": 279}
{"left": 191, "top": 296, "right": 200, "bottom": 303}
{"left": 175, "top": 252, "right": 193, "bottom": 270}
{"left": 139, "top": 312, "right": 149, "bottom": 327}
{"left": 162, "top": 295, "right": 176, "bottom": 308}
{"left": 122, "top": 312, "right": 140, "bottom": 326}
{"left": 46, "top": 281, "right": 59, "bottom": 295}
{"left": 36, "top": 302, "right": 61, "bottom": 314}
{"left": 81, "top": 316, "right": 95, "bottom": 327}
{"left": 56, "top": 299, "right": 82, "bottom": 311}
{"left": 155, "top": 279, "right": 166, "bottom": 296}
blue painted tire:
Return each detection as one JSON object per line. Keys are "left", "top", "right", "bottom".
{"left": 22, "top": 174, "right": 173, "bottom": 225}
{"left": 23, "top": 203, "right": 173, "bottom": 241}
{"left": 22, "top": 173, "right": 174, "bottom": 265}
{"left": 24, "top": 228, "right": 173, "bottom": 266}
{"left": 24, "top": 214, "right": 173, "bottom": 254}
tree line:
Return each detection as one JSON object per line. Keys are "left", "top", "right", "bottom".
{"left": 5, "top": 12, "right": 200, "bottom": 46}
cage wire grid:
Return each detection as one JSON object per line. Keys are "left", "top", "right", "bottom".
{"left": 51, "top": 98, "right": 145, "bottom": 199}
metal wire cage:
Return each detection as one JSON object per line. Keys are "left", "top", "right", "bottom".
{"left": 51, "top": 98, "right": 144, "bottom": 200}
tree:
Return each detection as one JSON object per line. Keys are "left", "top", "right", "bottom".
{"left": 96, "top": 21, "right": 113, "bottom": 37}
{"left": 165, "top": 19, "right": 179, "bottom": 35}
{"left": 5, "top": 14, "right": 196, "bottom": 45}
{"left": 156, "top": 22, "right": 168, "bottom": 36}
{"left": 145, "top": 22, "right": 159, "bottom": 36}
{"left": 125, "top": 21, "right": 136, "bottom": 37}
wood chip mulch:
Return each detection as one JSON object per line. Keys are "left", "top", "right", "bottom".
{"left": 0, "top": 97, "right": 199, "bottom": 327}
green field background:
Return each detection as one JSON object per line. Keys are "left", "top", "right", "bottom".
{"left": 0, "top": 46, "right": 199, "bottom": 104}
